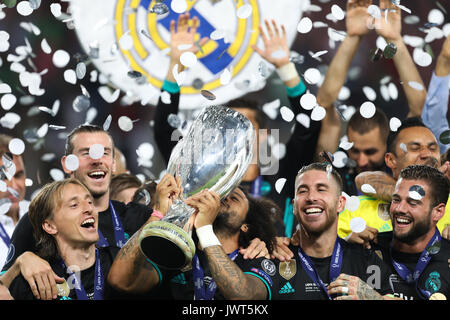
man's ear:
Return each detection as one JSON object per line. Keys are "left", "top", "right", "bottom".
{"left": 42, "top": 219, "right": 57, "bottom": 235}
{"left": 431, "top": 203, "right": 445, "bottom": 224}
{"left": 337, "top": 195, "right": 346, "bottom": 213}
{"left": 385, "top": 152, "right": 397, "bottom": 171}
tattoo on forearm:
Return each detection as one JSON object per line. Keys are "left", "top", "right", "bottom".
{"left": 205, "top": 246, "right": 266, "bottom": 300}
{"left": 356, "top": 280, "right": 383, "bottom": 300}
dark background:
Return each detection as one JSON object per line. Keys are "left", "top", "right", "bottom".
{"left": 0, "top": 0, "right": 448, "bottom": 199}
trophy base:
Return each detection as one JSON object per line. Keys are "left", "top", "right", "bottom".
{"left": 138, "top": 221, "right": 196, "bottom": 270}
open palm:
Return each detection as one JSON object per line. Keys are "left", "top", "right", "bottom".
{"left": 346, "top": 0, "right": 372, "bottom": 37}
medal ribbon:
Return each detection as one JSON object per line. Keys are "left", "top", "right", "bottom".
{"left": 297, "top": 237, "right": 343, "bottom": 300}
{"left": 0, "top": 222, "right": 10, "bottom": 247}
{"left": 60, "top": 249, "right": 104, "bottom": 300}
{"left": 193, "top": 249, "right": 239, "bottom": 300}
{"left": 97, "top": 201, "right": 126, "bottom": 248}
{"left": 251, "top": 175, "right": 262, "bottom": 197}
{"left": 390, "top": 227, "right": 441, "bottom": 299}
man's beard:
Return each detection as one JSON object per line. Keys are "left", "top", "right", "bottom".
{"left": 213, "top": 210, "right": 243, "bottom": 238}
{"left": 394, "top": 215, "right": 431, "bottom": 244}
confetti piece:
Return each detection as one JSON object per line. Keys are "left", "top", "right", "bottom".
{"left": 64, "top": 154, "right": 79, "bottom": 171}
{"left": 237, "top": 4, "right": 252, "bottom": 19}
{"left": 359, "top": 101, "right": 376, "bottom": 119}
{"left": 297, "top": 17, "right": 313, "bottom": 34}
{"left": 89, "top": 144, "right": 104, "bottom": 159}
{"left": 8, "top": 138, "right": 25, "bottom": 155}
{"left": 275, "top": 178, "right": 287, "bottom": 194}
{"left": 350, "top": 217, "right": 367, "bottom": 233}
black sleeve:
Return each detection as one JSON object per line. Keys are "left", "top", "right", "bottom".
{"left": 153, "top": 90, "right": 181, "bottom": 165}
{"left": 1, "top": 213, "right": 37, "bottom": 272}
{"left": 364, "top": 247, "right": 394, "bottom": 296}
{"left": 8, "top": 275, "right": 36, "bottom": 300}
{"left": 119, "top": 201, "right": 153, "bottom": 237}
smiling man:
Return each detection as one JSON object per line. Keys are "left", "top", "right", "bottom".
{"left": 1, "top": 124, "right": 152, "bottom": 299}
{"left": 8, "top": 178, "right": 119, "bottom": 300}
{"left": 373, "top": 165, "right": 450, "bottom": 300}
{"left": 270, "top": 163, "right": 394, "bottom": 300}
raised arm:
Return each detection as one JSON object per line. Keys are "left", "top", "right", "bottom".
{"left": 354, "top": 170, "right": 396, "bottom": 202}
{"left": 153, "top": 13, "right": 208, "bottom": 164}
{"left": 107, "top": 174, "right": 182, "bottom": 293}
{"left": 422, "top": 35, "right": 450, "bottom": 153}
{"left": 374, "top": 0, "right": 427, "bottom": 117}
{"left": 315, "top": 0, "right": 372, "bottom": 156}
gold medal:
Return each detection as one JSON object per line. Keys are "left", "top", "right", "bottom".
{"left": 56, "top": 280, "right": 70, "bottom": 297}
{"left": 429, "top": 293, "right": 446, "bottom": 300}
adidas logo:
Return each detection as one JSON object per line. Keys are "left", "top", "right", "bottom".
{"left": 171, "top": 273, "right": 187, "bottom": 285}
{"left": 279, "top": 282, "right": 295, "bottom": 294}
{"left": 380, "top": 223, "right": 392, "bottom": 232}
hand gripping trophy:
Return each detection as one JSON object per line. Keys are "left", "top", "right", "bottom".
{"left": 139, "top": 105, "right": 255, "bottom": 270}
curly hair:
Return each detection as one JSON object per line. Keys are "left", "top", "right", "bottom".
{"left": 238, "top": 195, "right": 278, "bottom": 255}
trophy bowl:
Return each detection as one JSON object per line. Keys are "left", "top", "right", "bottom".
{"left": 139, "top": 105, "right": 255, "bottom": 270}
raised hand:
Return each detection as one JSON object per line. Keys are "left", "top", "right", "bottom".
{"left": 169, "top": 13, "right": 208, "bottom": 68}
{"left": 252, "top": 19, "right": 290, "bottom": 68}
{"left": 374, "top": 0, "right": 402, "bottom": 42}
{"left": 346, "top": 0, "right": 372, "bottom": 37}
{"left": 153, "top": 174, "right": 182, "bottom": 215}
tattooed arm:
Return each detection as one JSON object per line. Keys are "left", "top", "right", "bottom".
{"left": 327, "top": 273, "right": 384, "bottom": 300}
{"left": 107, "top": 231, "right": 160, "bottom": 294}
{"left": 205, "top": 246, "right": 268, "bottom": 300}
{"left": 354, "top": 171, "right": 396, "bottom": 202}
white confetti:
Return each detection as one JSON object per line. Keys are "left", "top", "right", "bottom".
{"left": 389, "top": 117, "right": 402, "bottom": 132}
{"left": 400, "top": 143, "right": 408, "bottom": 153}
{"left": 311, "top": 106, "right": 326, "bottom": 121}
{"left": 98, "top": 86, "right": 120, "bottom": 103}
{"left": 64, "top": 69, "right": 77, "bottom": 84}
{"left": 339, "top": 140, "right": 354, "bottom": 151}
{"left": 171, "top": 0, "right": 187, "bottom": 14}
{"left": 50, "top": 3, "right": 61, "bottom": 18}
{"left": 220, "top": 68, "right": 232, "bottom": 85}
{"left": 296, "top": 113, "right": 310, "bottom": 128}
{"left": 345, "top": 195, "right": 360, "bottom": 212}
{"left": 338, "top": 86, "right": 351, "bottom": 101}
{"left": 300, "top": 92, "right": 317, "bottom": 110}
{"left": 17, "top": 1, "right": 33, "bottom": 16}
{"left": 332, "top": 151, "right": 348, "bottom": 168}
{"left": 237, "top": 4, "right": 252, "bottom": 19}
{"left": 361, "top": 184, "right": 376, "bottom": 194}
{"left": 41, "top": 38, "right": 51, "bottom": 54}
{"left": 275, "top": 178, "right": 287, "bottom": 194}
{"left": 359, "top": 101, "right": 376, "bottom": 119}
{"left": 363, "top": 86, "right": 377, "bottom": 101}
{"left": 428, "top": 9, "right": 444, "bottom": 25}
{"left": 280, "top": 106, "right": 294, "bottom": 122}
{"left": 331, "top": 4, "right": 345, "bottom": 21}
{"left": 64, "top": 154, "right": 79, "bottom": 171}
{"left": 409, "top": 190, "right": 423, "bottom": 200}
{"left": 103, "top": 115, "right": 112, "bottom": 131}
{"left": 368, "top": 5, "right": 381, "bottom": 19}
{"left": 180, "top": 51, "right": 197, "bottom": 68}
{"left": 350, "top": 217, "right": 366, "bottom": 233}
{"left": 119, "top": 31, "right": 133, "bottom": 51}
{"left": 1, "top": 94, "right": 16, "bottom": 111}
{"left": 50, "top": 168, "right": 65, "bottom": 181}
{"left": 388, "top": 82, "right": 398, "bottom": 100}
{"left": 297, "top": 17, "right": 313, "bottom": 34}
{"left": 89, "top": 144, "right": 104, "bottom": 159}
{"left": 303, "top": 68, "right": 321, "bottom": 85}
{"left": 413, "top": 48, "right": 432, "bottom": 67}
{"left": 272, "top": 143, "right": 286, "bottom": 160}
{"left": 408, "top": 81, "right": 424, "bottom": 91}
{"left": 52, "top": 49, "right": 70, "bottom": 68}
{"left": 118, "top": 116, "right": 133, "bottom": 132}
{"left": 0, "top": 83, "right": 11, "bottom": 94}
{"left": 8, "top": 138, "right": 25, "bottom": 155}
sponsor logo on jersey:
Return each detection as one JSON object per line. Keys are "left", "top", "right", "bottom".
{"left": 171, "top": 273, "right": 187, "bottom": 285}
{"left": 377, "top": 203, "right": 391, "bottom": 221}
{"left": 279, "top": 282, "right": 295, "bottom": 294}
{"left": 425, "top": 271, "right": 441, "bottom": 293}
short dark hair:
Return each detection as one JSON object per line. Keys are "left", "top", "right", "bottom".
{"left": 0, "top": 134, "right": 13, "bottom": 155}
{"left": 238, "top": 195, "right": 278, "bottom": 255}
{"left": 347, "top": 107, "right": 389, "bottom": 142}
{"left": 65, "top": 124, "right": 115, "bottom": 156}
{"left": 399, "top": 165, "right": 449, "bottom": 208}
{"left": 226, "top": 98, "right": 266, "bottom": 129}
{"left": 387, "top": 117, "right": 428, "bottom": 154}
{"left": 296, "top": 162, "right": 343, "bottom": 194}
{"left": 110, "top": 173, "right": 143, "bottom": 201}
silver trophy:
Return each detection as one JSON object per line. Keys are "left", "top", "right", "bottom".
{"left": 139, "top": 105, "right": 255, "bottom": 270}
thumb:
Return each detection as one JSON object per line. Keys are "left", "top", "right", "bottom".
{"left": 53, "top": 273, "right": 65, "bottom": 284}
